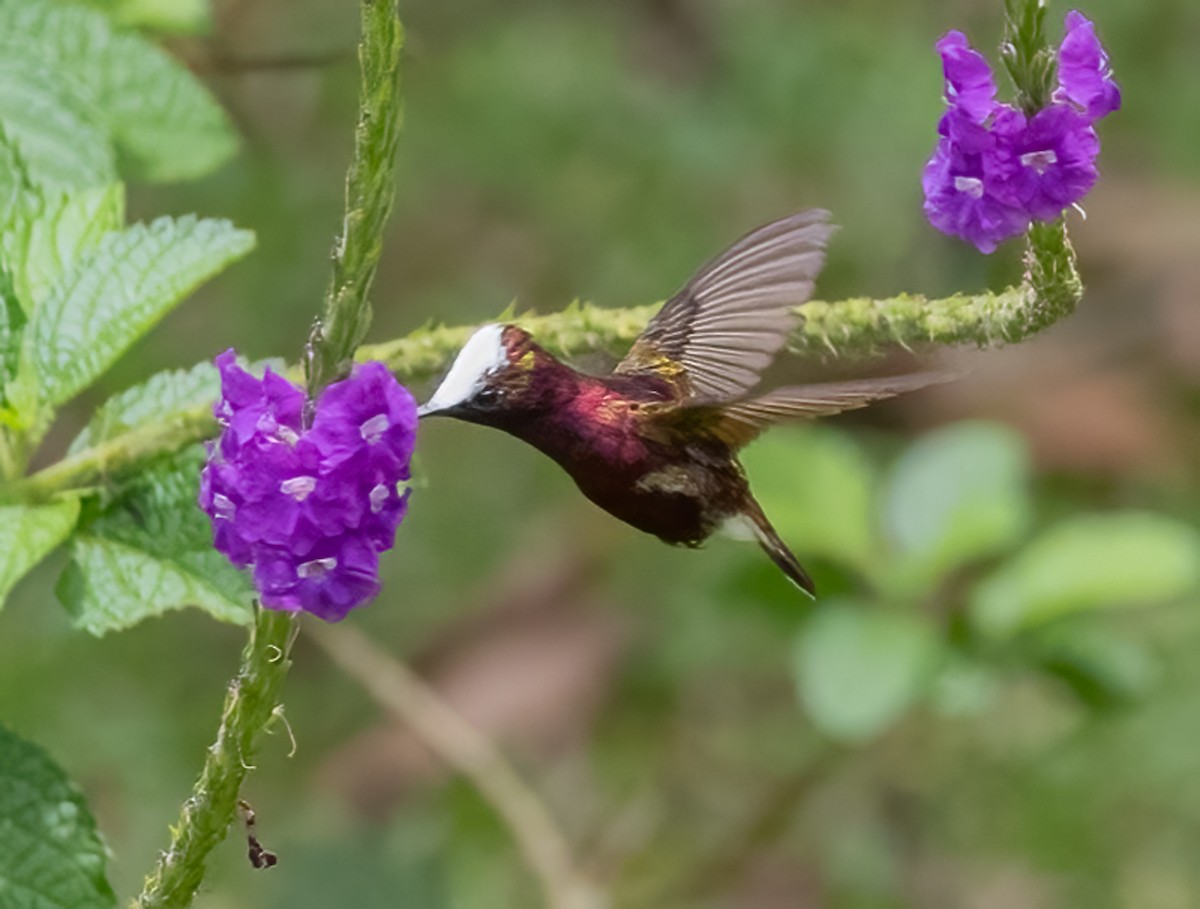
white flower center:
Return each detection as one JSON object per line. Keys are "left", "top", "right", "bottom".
{"left": 1019, "top": 149, "right": 1058, "bottom": 174}
{"left": 254, "top": 410, "right": 296, "bottom": 446}
{"left": 297, "top": 557, "right": 337, "bottom": 579}
{"left": 279, "top": 476, "right": 317, "bottom": 501}
{"left": 360, "top": 413, "right": 389, "bottom": 444}
{"left": 369, "top": 483, "right": 390, "bottom": 514}
{"left": 213, "top": 493, "right": 236, "bottom": 520}
{"left": 953, "top": 176, "right": 985, "bottom": 199}
{"left": 258, "top": 411, "right": 299, "bottom": 445}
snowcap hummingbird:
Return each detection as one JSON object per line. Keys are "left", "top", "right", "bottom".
{"left": 418, "top": 210, "right": 940, "bottom": 594}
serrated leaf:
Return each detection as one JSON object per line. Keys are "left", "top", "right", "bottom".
{"left": 1, "top": 183, "right": 126, "bottom": 315}
{"left": 883, "top": 422, "right": 1032, "bottom": 594}
{"left": 972, "top": 513, "right": 1200, "bottom": 637}
{"left": 69, "top": 360, "right": 218, "bottom": 455}
{"left": 0, "top": 0, "right": 237, "bottom": 181}
{"left": 0, "top": 723, "right": 116, "bottom": 909}
{"left": 0, "top": 498, "right": 80, "bottom": 609}
{"left": 793, "top": 601, "right": 941, "bottom": 743}
{"left": 60, "top": 535, "right": 252, "bottom": 634}
{"left": 58, "top": 451, "right": 252, "bottom": 634}
{"left": 26, "top": 216, "right": 254, "bottom": 408}
{"left": 742, "top": 426, "right": 876, "bottom": 574}
{"left": 0, "top": 54, "right": 116, "bottom": 192}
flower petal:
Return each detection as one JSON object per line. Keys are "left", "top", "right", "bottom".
{"left": 922, "top": 126, "right": 1030, "bottom": 254}
{"left": 994, "top": 102, "right": 1099, "bottom": 221}
{"left": 936, "top": 30, "right": 999, "bottom": 123}
{"left": 1056, "top": 11, "right": 1121, "bottom": 121}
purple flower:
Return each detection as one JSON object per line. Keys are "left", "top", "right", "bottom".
{"left": 923, "top": 111, "right": 1031, "bottom": 254}
{"left": 253, "top": 534, "right": 381, "bottom": 623}
{"left": 1056, "top": 11, "right": 1121, "bottom": 121}
{"left": 922, "top": 12, "right": 1116, "bottom": 252}
{"left": 199, "top": 350, "right": 417, "bottom": 621}
{"left": 936, "top": 31, "right": 998, "bottom": 123}
{"left": 992, "top": 103, "right": 1099, "bottom": 221}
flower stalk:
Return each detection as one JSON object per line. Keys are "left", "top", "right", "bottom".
{"left": 2, "top": 233, "right": 1083, "bottom": 507}
{"left": 1001, "top": 0, "right": 1055, "bottom": 113}
{"left": 305, "top": 0, "right": 404, "bottom": 397}
{"left": 133, "top": 1, "right": 403, "bottom": 905}
{"left": 134, "top": 607, "right": 296, "bottom": 909}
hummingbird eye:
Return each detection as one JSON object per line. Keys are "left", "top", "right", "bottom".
{"left": 474, "top": 386, "right": 501, "bottom": 407}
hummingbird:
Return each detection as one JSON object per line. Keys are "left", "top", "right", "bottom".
{"left": 418, "top": 210, "right": 939, "bottom": 595}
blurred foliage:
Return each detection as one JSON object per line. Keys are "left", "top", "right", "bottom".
{"left": 74, "top": 0, "right": 211, "bottom": 34}
{"left": 1, "top": 0, "right": 1199, "bottom": 907}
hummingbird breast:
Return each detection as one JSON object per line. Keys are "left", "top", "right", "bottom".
{"left": 505, "top": 373, "right": 748, "bottom": 546}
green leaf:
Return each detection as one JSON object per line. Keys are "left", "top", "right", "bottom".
{"left": 0, "top": 125, "right": 27, "bottom": 228}
{"left": 793, "top": 601, "right": 941, "bottom": 743}
{"left": 68, "top": 360, "right": 218, "bottom": 454}
{"left": 0, "top": 723, "right": 116, "bottom": 909}
{"left": 0, "top": 270, "right": 22, "bottom": 391}
{"left": 26, "top": 215, "right": 254, "bottom": 408}
{"left": 972, "top": 513, "right": 1200, "bottom": 637}
{"left": 60, "top": 535, "right": 252, "bottom": 634}
{"left": 882, "top": 422, "right": 1032, "bottom": 594}
{"left": 1031, "top": 622, "right": 1159, "bottom": 707}
{"left": 0, "top": 0, "right": 237, "bottom": 181}
{"left": 1, "top": 183, "right": 126, "bottom": 315}
{"left": 58, "top": 451, "right": 252, "bottom": 634}
{"left": 0, "top": 54, "right": 116, "bottom": 192}
{"left": 0, "top": 498, "right": 80, "bottom": 609}
{"left": 741, "top": 426, "right": 876, "bottom": 574}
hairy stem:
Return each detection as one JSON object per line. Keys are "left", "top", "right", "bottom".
{"left": 134, "top": 608, "right": 296, "bottom": 909}
{"left": 0, "top": 226, "right": 1084, "bottom": 504}
{"left": 131, "top": 3, "right": 404, "bottom": 906}
{"left": 305, "top": 0, "right": 404, "bottom": 396}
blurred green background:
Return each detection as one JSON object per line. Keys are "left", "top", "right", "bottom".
{"left": 4, "top": 0, "right": 1200, "bottom": 906}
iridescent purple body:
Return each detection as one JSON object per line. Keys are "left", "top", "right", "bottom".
{"left": 469, "top": 333, "right": 745, "bottom": 546}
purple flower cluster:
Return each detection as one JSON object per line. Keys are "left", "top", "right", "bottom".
{"left": 199, "top": 350, "right": 417, "bottom": 621}
{"left": 923, "top": 11, "right": 1120, "bottom": 253}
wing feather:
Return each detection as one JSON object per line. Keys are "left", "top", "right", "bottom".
{"left": 614, "top": 210, "right": 834, "bottom": 401}
{"left": 675, "top": 372, "right": 951, "bottom": 449}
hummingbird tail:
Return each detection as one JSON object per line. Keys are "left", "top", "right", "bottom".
{"left": 742, "top": 499, "right": 816, "bottom": 597}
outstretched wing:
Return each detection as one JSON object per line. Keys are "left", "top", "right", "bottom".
{"left": 670, "top": 372, "right": 951, "bottom": 449}
{"left": 614, "top": 210, "right": 834, "bottom": 402}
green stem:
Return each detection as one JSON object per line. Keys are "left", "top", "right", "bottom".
{"left": 7, "top": 402, "right": 215, "bottom": 501}
{"left": 134, "top": 608, "right": 296, "bottom": 909}
{"left": 306, "top": 0, "right": 404, "bottom": 396}
{"left": 1001, "top": 0, "right": 1055, "bottom": 114}
{"left": 131, "top": 4, "right": 404, "bottom": 907}
{"left": 0, "top": 222, "right": 1083, "bottom": 504}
